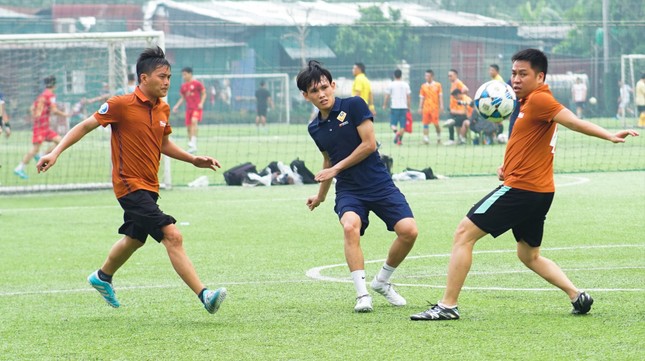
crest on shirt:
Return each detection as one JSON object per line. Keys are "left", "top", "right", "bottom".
{"left": 337, "top": 111, "right": 347, "bottom": 122}
{"left": 98, "top": 102, "right": 109, "bottom": 114}
{"left": 518, "top": 112, "right": 524, "bottom": 119}
{"left": 159, "top": 120, "right": 167, "bottom": 127}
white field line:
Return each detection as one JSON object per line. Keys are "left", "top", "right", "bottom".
{"left": 1, "top": 244, "right": 642, "bottom": 297}
{"left": 0, "top": 279, "right": 314, "bottom": 297}
{"left": 305, "top": 244, "right": 645, "bottom": 292}
{"left": 0, "top": 176, "right": 590, "bottom": 213}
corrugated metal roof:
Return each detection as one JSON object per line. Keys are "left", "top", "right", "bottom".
{"left": 0, "top": 6, "right": 37, "bottom": 18}
{"left": 143, "top": 0, "right": 513, "bottom": 27}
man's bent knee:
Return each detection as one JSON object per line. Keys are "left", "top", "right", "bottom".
{"left": 162, "top": 227, "right": 184, "bottom": 249}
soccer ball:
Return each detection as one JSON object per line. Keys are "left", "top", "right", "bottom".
{"left": 473, "top": 80, "right": 517, "bottom": 123}
{"left": 588, "top": 97, "right": 597, "bottom": 105}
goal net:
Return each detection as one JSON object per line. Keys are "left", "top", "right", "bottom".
{"left": 198, "top": 73, "right": 290, "bottom": 124}
{"left": 0, "top": 31, "right": 165, "bottom": 194}
{"left": 621, "top": 54, "right": 645, "bottom": 126}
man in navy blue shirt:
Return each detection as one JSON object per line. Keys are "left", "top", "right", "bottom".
{"left": 296, "top": 60, "right": 418, "bottom": 313}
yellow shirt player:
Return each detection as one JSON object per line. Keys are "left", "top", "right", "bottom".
{"left": 489, "top": 64, "right": 504, "bottom": 82}
{"left": 352, "top": 62, "right": 376, "bottom": 116}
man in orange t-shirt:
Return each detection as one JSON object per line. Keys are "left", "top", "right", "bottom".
{"left": 446, "top": 69, "right": 469, "bottom": 144}
{"left": 418, "top": 69, "right": 443, "bottom": 144}
{"left": 37, "top": 47, "right": 228, "bottom": 315}
{"left": 411, "top": 48, "right": 639, "bottom": 321}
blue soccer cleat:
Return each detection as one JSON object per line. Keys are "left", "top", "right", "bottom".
{"left": 203, "top": 287, "right": 227, "bottom": 314}
{"left": 14, "top": 169, "right": 28, "bottom": 179}
{"left": 87, "top": 271, "right": 120, "bottom": 308}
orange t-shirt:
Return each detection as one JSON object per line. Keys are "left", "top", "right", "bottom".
{"left": 449, "top": 79, "right": 467, "bottom": 113}
{"left": 502, "top": 84, "right": 564, "bottom": 193}
{"left": 94, "top": 87, "right": 172, "bottom": 198}
{"left": 419, "top": 81, "right": 442, "bottom": 112}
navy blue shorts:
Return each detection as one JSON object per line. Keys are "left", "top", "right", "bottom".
{"left": 117, "top": 190, "right": 176, "bottom": 243}
{"left": 390, "top": 108, "right": 407, "bottom": 129}
{"left": 467, "top": 185, "right": 554, "bottom": 247}
{"left": 334, "top": 188, "right": 414, "bottom": 236}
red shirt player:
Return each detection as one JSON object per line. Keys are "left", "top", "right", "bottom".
{"left": 14, "top": 75, "right": 68, "bottom": 179}
{"left": 172, "top": 67, "right": 206, "bottom": 153}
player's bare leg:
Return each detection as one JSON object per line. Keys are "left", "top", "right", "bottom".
{"left": 441, "top": 217, "right": 487, "bottom": 306}
{"left": 340, "top": 212, "right": 372, "bottom": 312}
{"left": 341, "top": 212, "right": 364, "bottom": 272}
{"left": 160, "top": 224, "right": 205, "bottom": 295}
{"left": 516, "top": 240, "right": 579, "bottom": 300}
{"left": 101, "top": 236, "right": 144, "bottom": 275}
{"left": 371, "top": 217, "right": 417, "bottom": 307}
{"left": 385, "top": 218, "right": 417, "bottom": 268}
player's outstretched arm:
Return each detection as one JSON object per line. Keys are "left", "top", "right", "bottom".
{"left": 554, "top": 108, "right": 639, "bottom": 143}
{"left": 307, "top": 152, "right": 333, "bottom": 211}
{"left": 37, "top": 116, "right": 100, "bottom": 173}
{"left": 160, "top": 135, "right": 221, "bottom": 171}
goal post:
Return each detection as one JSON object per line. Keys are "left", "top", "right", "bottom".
{"left": 0, "top": 31, "right": 166, "bottom": 194}
{"left": 620, "top": 54, "right": 645, "bottom": 127}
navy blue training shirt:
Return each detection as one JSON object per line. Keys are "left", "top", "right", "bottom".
{"left": 308, "top": 96, "right": 393, "bottom": 199}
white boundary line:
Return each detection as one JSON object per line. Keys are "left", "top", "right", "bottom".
{"left": 305, "top": 244, "right": 645, "bottom": 292}
{"left": 0, "top": 176, "right": 591, "bottom": 213}
{"left": 0, "top": 279, "right": 315, "bottom": 298}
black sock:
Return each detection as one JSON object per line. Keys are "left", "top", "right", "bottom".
{"left": 198, "top": 288, "right": 207, "bottom": 303}
{"left": 97, "top": 269, "right": 112, "bottom": 283}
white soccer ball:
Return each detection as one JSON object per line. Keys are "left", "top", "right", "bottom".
{"left": 474, "top": 80, "right": 517, "bottom": 123}
{"left": 588, "top": 97, "right": 597, "bottom": 105}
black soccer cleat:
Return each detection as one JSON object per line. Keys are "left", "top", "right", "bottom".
{"left": 571, "top": 291, "right": 593, "bottom": 315}
{"left": 410, "top": 303, "right": 460, "bottom": 321}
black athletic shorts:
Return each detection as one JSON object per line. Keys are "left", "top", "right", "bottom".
{"left": 466, "top": 185, "right": 554, "bottom": 247}
{"left": 117, "top": 190, "right": 176, "bottom": 243}
{"left": 450, "top": 113, "right": 468, "bottom": 127}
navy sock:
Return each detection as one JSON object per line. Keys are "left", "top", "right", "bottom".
{"left": 97, "top": 269, "right": 112, "bottom": 283}
{"left": 198, "top": 288, "right": 207, "bottom": 303}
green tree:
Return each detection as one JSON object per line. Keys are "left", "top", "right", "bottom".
{"left": 554, "top": 0, "right": 645, "bottom": 56}
{"left": 333, "top": 5, "right": 419, "bottom": 67}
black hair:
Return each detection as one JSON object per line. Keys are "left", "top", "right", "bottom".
{"left": 394, "top": 69, "right": 402, "bottom": 78}
{"left": 296, "top": 60, "right": 333, "bottom": 93}
{"left": 354, "top": 62, "right": 366, "bottom": 74}
{"left": 511, "top": 48, "right": 549, "bottom": 77}
{"left": 451, "top": 88, "right": 462, "bottom": 97}
{"left": 182, "top": 67, "right": 193, "bottom": 74}
{"left": 136, "top": 46, "right": 171, "bottom": 84}
{"left": 449, "top": 69, "right": 458, "bottom": 75}
{"left": 490, "top": 64, "right": 500, "bottom": 71}
{"left": 425, "top": 69, "right": 434, "bottom": 75}
{"left": 44, "top": 75, "right": 56, "bottom": 88}
{"left": 260, "top": 80, "right": 266, "bottom": 86}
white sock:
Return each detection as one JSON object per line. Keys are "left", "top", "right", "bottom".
{"left": 190, "top": 136, "right": 197, "bottom": 148}
{"left": 439, "top": 302, "right": 457, "bottom": 309}
{"left": 350, "top": 270, "right": 368, "bottom": 297}
{"left": 15, "top": 163, "right": 25, "bottom": 171}
{"left": 376, "top": 263, "right": 396, "bottom": 283}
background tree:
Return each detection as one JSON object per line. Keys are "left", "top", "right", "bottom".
{"left": 333, "top": 5, "right": 419, "bottom": 69}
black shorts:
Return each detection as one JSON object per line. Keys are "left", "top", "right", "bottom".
{"left": 257, "top": 106, "right": 268, "bottom": 117}
{"left": 450, "top": 113, "right": 468, "bottom": 127}
{"left": 466, "top": 185, "right": 554, "bottom": 247}
{"left": 117, "top": 190, "right": 176, "bottom": 243}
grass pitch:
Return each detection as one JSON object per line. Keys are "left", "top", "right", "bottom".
{"left": 0, "top": 171, "right": 644, "bottom": 360}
